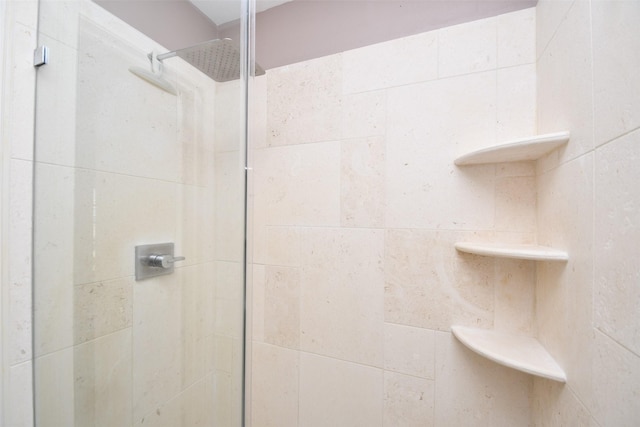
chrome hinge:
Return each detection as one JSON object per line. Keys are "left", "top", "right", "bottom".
{"left": 33, "top": 45, "right": 49, "bottom": 67}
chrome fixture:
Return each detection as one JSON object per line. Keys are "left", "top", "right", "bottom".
{"left": 135, "top": 242, "right": 185, "bottom": 281}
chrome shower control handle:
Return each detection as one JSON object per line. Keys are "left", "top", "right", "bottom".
{"left": 147, "top": 254, "right": 186, "bottom": 269}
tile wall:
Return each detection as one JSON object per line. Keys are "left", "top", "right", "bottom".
{"left": 532, "top": 0, "right": 640, "bottom": 425}
{"left": 2, "top": 0, "right": 245, "bottom": 425}
{"left": 1, "top": 0, "right": 38, "bottom": 425}
{"left": 250, "top": 8, "right": 539, "bottom": 426}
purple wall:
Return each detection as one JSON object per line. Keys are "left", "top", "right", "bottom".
{"left": 95, "top": 0, "right": 537, "bottom": 70}
{"left": 248, "top": 0, "right": 537, "bottom": 69}
{"left": 95, "top": 0, "right": 218, "bottom": 51}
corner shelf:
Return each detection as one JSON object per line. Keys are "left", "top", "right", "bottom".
{"left": 451, "top": 131, "right": 571, "bottom": 385}
{"left": 454, "top": 131, "right": 570, "bottom": 165}
{"left": 454, "top": 242, "right": 568, "bottom": 262}
{"left": 452, "top": 326, "right": 566, "bottom": 383}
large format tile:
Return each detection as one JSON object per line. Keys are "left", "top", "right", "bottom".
{"left": 340, "top": 91, "right": 386, "bottom": 140}
{"left": 299, "top": 353, "right": 383, "bottom": 427}
{"left": 267, "top": 55, "right": 342, "bottom": 146}
{"left": 74, "top": 276, "right": 133, "bottom": 344}
{"left": 497, "top": 7, "right": 536, "bottom": 68}
{"left": 434, "top": 332, "right": 531, "bottom": 427}
{"left": 300, "top": 228, "right": 384, "bottom": 366}
{"left": 594, "top": 130, "right": 640, "bottom": 355}
{"left": 342, "top": 30, "right": 438, "bottom": 94}
{"left": 341, "top": 135, "right": 386, "bottom": 228}
{"left": 264, "top": 265, "right": 300, "bottom": 349}
{"left": 383, "top": 323, "right": 436, "bottom": 379}
{"left": 214, "top": 150, "right": 245, "bottom": 262}
{"left": 132, "top": 273, "right": 183, "bottom": 423}
{"left": 537, "top": 0, "right": 594, "bottom": 168}
{"left": 33, "top": 163, "right": 75, "bottom": 356}
{"left": 74, "top": 329, "right": 133, "bottom": 427}
{"left": 8, "top": 159, "right": 33, "bottom": 364}
{"left": 383, "top": 371, "right": 434, "bottom": 427}
{"left": 74, "top": 17, "right": 182, "bottom": 182}
{"left": 252, "top": 142, "right": 341, "bottom": 227}
{"left": 592, "top": 0, "right": 640, "bottom": 145}
{"left": 496, "top": 64, "right": 537, "bottom": 143}
{"left": 6, "top": 361, "right": 34, "bottom": 427}
{"left": 384, "top": 229, "right": 494, "bottom": 331}
{"left": 531, "top": 378, "right": 593, "bottom": 426}
{"left": 385, "top": 73, "right": 496, "bottom": 229}
{"left": 73, "top": 169, "right": 179, "bottom": 285}
{"left": 438, "top": 16, "right": 497, "bottom": 78}
{"left": 591, "top": 330, "right": 640, "bottom": 426}
{"left": 251, "top": 343, "right": 299, "bottom": 427}
{"left": 35, "top": 348, "right": 75, "bottom": 427}
{"left": 537, "top": 153, "right": 595, "bottom": 405}
{"left": 536, "top": 0, "right": 576, "bottom": 59}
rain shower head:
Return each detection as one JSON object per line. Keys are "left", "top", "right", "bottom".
{"left": 157, "top": 38, "right": 265, "bottom": 83}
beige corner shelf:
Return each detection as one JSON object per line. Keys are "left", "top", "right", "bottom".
{"left": 454, "top": 131, "right": 570, "bottom": 166}
{"left": 454, "top": 242, "right": 568, "bottom": 262}
{"left": 451, "top": 326, "right": 566, "bottom": 383}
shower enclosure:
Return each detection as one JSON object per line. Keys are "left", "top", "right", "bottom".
{"left": 31, "top": 0, "right": 250, "bottom": 425}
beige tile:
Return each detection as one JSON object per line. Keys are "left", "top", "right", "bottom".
{"left": 300, "top": 228, "right": 384, "bottom": 367}
{"left": 132, "top": 273, "right": 183, "bottom": 423}
{"left": 537, "top": 0, "right": 594, "bottom": 168}
{"left": 74, "top": 276, "right": 133, "bottom": 344}
{"left": 32, "top": 35, "right": 74, "bottom": 166}
{"left": 341, "top": 136, "right": 386, "bottom": 228}
{"left": 384, "top": 229, "right": 494, "bottom": 331}
{"left": 213, "top": 334, "right": 235, "bottom": 374}
{"left": 438, "top": 16, "right": 497, "bottom": 78}
{"left": 249, "top": 74, "right": 268, "bottom": 150}
{"left": 496, "top": 161, "right": 536, "bottom": 178}
{"left": 385, "top": 73, "right": 496, "bottom": 229}
{"left": 251, "top": 343, "right": 299, "bottom": 427}
{"left": 36, "top": 0, "right": 82, "bottom": 47}
{"left": 592, "top": 0, "right": 640, "bottom": 145}
{"left": 35, "top": 349, "right": 75, "bottom": 427}
{"left": 6, "top": 21, "right": 36, "bottom": 161}
{"left": 536, "top": 0, "right": 576, "bottom": 59}
{"left": 494, "top": 175, "right": 537, "bottom": 234}
{"left": 74, "top": 17, "right": 182, "bottom": 182}
{"left": 214, "top": 150, "right": 246, "bottom": 262}
{"left": 342, "top": 30, "right": 438, "bottom": 93}
{"left": 536, "top": 153, "right": 594, "bottom": 406}
{"left": 33, "top": 163, "right": 75, "bottom": 356}
{"left": 341, "top": 91, "right": 386, "bottom": 139}
{"left": 299, "top": 353, "right": 383, "bottom": 427}
{"left": 252, "top": 142, "right": 341, "bottom": 227}
{"left": 493, "top": 259, "right": 535, "bottom": 335}
{"left": 178, "top": 184, "right": 216, "bottom": 267}
{"left": 181, "top": 263, "right": 216, "bottom": 387}
{"left": 6, "top": 361, "right": 34, "bottom": 427}
{"left": 383, "top": 323, "right": 435, "bottom": 379}
{"left": 496, "top": 64, "right": 537, "bottom": 143}
{"left": 213, "top": 371, "right": 234, "bottom": 426}
{"left": 215, "top": 294, "right": 245, "bottom": 339}
{"left": 497, "top": 7, "right": 536, "bottom": 68}
{"left": 215, "top": 260, "right": 244, "bottom": 302}
{"left": 133, "top": 395, "right": 181, "bottom": 427}
{"left": 531, "top": 377, "right": 592, "bottom": 426}
{"left": 181, "top": 376, "right": 215, "bottom": 426}
{"left": 8, "top": 159, "right": 32, "bottom": 364}
{"left": 591, "top": 330, "right": 640, "bottom": 426}
{"left": 252, "top": 264, "right": 266, "bottom": 343}
{"left": 383, "top": 371, "right": 434, "bottom": 427}
{"left": 434, "top": 332, "right": 531, "bottom": 427}
{"left": 74, "top": 329, "right": 133, "bottom": 427}
{"left": 215, "top": 80, "right": 244, "bottom": 153}
{"left": 264, "top": 226, "right": 301, "bottom": 267}
{"left": 73, "top": 169, "right": 179, "bottom": 285}
{"left": 594, "top": 131, "right": 640, "bottom": 355}
{"left": 264, "top": 265, "right": 300, "bottom": 349}
{"left": 267, "top": 55, "right": 342, "bottom": 146}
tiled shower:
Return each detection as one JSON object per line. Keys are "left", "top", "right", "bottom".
{"left": 1, "top": 0, "right": 639, "bottom": 426}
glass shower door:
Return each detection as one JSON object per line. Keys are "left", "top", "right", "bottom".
{"left": 32, "top": 0, "right": 248, "bottom": 425}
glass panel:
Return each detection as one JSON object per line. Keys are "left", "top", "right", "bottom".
{"left": 32, "top": 0, "right": 247, "bottom": 425}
